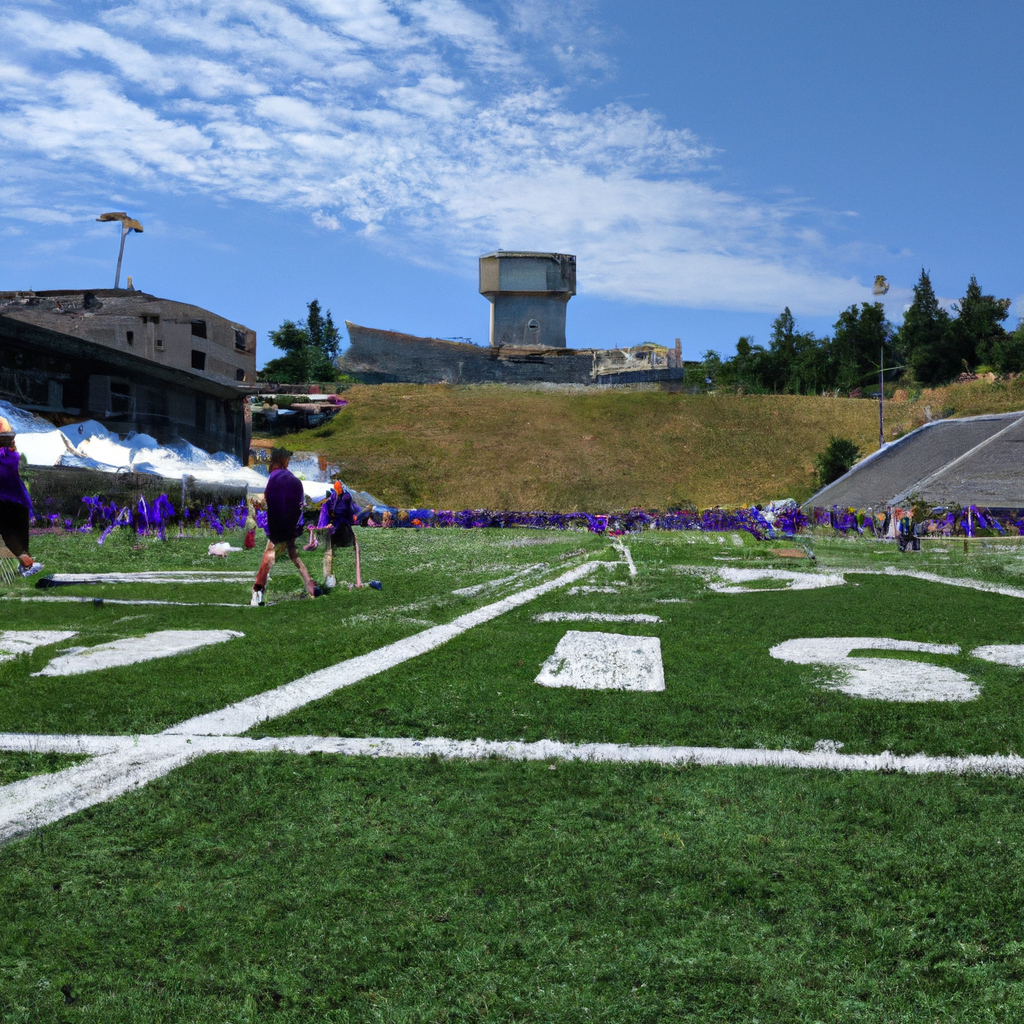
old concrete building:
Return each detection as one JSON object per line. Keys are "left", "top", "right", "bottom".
{"left": 0, "top": 289, "right": 256, "bottom": 460}
{"left": 479, "top": 251, "right": 576, "bottom": 348}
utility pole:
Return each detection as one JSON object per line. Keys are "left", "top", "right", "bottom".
{"left": 96, "top": 212, "right": 144, "bottom": 289}
{"left": 873, "top": 275, "right": 889, "bottom": 449}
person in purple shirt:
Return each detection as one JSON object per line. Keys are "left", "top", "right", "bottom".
{"left": 251, "top": 448, "right": 321, "bottom": 606}
{"left": 0, "top": 416, "right": 44, "bottom": 578}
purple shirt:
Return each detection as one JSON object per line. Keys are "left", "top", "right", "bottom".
{"left": 0, "top": 448, "right": 32, "bottom": 513}
{"left": 264, "top": 466, "right": 305, "bottom": 542}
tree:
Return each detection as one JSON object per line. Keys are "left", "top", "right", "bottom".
{"left": 764, "top": 308, "right": 829, "bottom": 394}
{"left": 815, "top": 436, "right": 860, "bottom": 487}
{"left": 260, "top": 299, "right": 341, "bottom": 383}
{"left": 899, "top": 269, "right": 955, "bottom": 385}
{"left": 830, "top": 302, "right": 897, "bottom": 394}
{"left": 952, "top": 275, "right": 1011, "bottom": 370}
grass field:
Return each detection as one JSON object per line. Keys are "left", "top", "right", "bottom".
{"left": 274, "top": 378, "right": 1024, "bottom": 510}
{"left": 5, "top": 525, "right": 1024, "bottom": 1021}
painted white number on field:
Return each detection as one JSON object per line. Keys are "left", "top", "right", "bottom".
{"left": 770, "top": 637, "right": 976, "bottom": 702}
{"left": 32, "top": 630, "right": 245, "bottom": 677}
{"left": 535, "top": 630, "right": 665, "bottom": 691}
{"left": 0, "top": 631, "right": 78, "bottom": 664}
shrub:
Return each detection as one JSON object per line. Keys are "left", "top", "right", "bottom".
{"left": 815, "top": 436, "right": 860, "bottom": 487}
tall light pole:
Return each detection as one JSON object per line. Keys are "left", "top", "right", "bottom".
{"left": 96, "top": 212, "right": 144, "bottom": 289}
{"left": 874, "top": 275, "right": 889, "bottom": 448}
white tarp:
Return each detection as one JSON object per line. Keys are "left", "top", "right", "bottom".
{"left": 0, "top": 399, "right": 335, "bottom": 499}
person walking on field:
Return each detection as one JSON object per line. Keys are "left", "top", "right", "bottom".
{"left": 251, "top": 448, "right": 321, "bottom": 606}
{"left": 0, "top": 416, "right": 44, "bottom": 578}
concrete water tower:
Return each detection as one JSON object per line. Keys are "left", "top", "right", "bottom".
{"left": 479, "top": 251, "right": 576, "bottom": 348}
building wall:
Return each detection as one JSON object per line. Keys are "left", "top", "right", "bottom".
{"left": 0, "top": 290, "right": 253, "bottom": 460}
{"left": 479, "top": 252, "right": 576, "bottom": 349}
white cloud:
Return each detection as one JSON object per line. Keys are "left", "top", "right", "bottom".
{"left": 0, "top": 0, "right": 877, "bottom": 314}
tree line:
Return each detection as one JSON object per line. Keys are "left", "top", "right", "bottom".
{"left": 699, "top": 271, "right": 1022, "bottom": 394}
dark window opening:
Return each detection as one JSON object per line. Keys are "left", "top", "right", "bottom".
{"left": 235, "top": 368, "right": 245, "bottom": 381}
{"left": 110, "top": 382, "right": 132, "bottom": 415}
{"left": 234, "top": 329, "right": 247, "bottom": 351}
{"left": 191, "top": 350, "right": 206, "bottom": 371}
{"left": 126, "top": 331, "right": 134, "bottom": 345}
{"left": 191, "top": 320, "right": 207, "bottom": 339}
{"left": 155, "top": 338, "right": 164, "bottom": 350}
{"left": 141, "top": 315, "right": 159, "bottom": 324}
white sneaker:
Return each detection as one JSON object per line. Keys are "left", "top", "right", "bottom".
{"left": 250, "top": 588, "right": 265, "bottom": 607}
{"left": 18, "top": 562, "right": 44, "bottom": 578}
{"left": 324, "top": 575, "right": 336, "bottom": 590}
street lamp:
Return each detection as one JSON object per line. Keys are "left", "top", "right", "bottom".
{"left": 873, "top": 275, "right": 890, "bottom": 448}
{"left": 96, "top": 212, "right": 144, "bottom": 290}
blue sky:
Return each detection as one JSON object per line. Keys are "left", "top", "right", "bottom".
{"left": 1, "top": 0, "right": 1021, "bottom": 367}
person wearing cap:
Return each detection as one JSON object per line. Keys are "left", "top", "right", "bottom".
{"left": 251, "top": 447, "right": 321, "bottom": 606}
{"left": 0, "top": 416, "right": 44, "bottom": 578}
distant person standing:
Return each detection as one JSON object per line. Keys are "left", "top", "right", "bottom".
{"left": 0, "top": 416, "right": 44, "bottom": 578}
{"left": 251, "top": 447, "right": 321, "bottom": 606}
{"left": 318, "top": 480, "right": 363, "bottom": 590}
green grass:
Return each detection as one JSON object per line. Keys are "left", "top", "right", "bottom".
{"left": 7, "top": 528, "right": 1024, "bottom": 1021}
{"left": 0, "top": 752, "right": 87, "bottom": 786}
{"left": 273, "top": 380, "right": 1024, "bottom": 510}
{"left": 5, "top": 755, "right": 1024, "bottom": 1022}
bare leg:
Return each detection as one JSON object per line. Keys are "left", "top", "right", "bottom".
{"left": 254, "top": 540, "right": 278, "bottom": 591}
{"left": 322, "top": 542, "right": 333, "bottom": 582}
{"left": 353, "top": 537, "right": 362, "bottom": 588}
{"left": 285, "top": 542, "right": 318, "bottom": 596}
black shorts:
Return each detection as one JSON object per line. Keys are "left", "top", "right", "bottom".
{"left": 0, "top": 501, "right": 29, "bottom": 557}
{"left": 330, "top": 522, "right": 355, "bottom": 549}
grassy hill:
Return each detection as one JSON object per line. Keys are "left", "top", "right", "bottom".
{"left": 275, "top": 378, "right": 1024, "bottom": 510}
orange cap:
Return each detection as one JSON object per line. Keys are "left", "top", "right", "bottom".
{"left": 333, "top": 480, "right": 343, "bottom": 494}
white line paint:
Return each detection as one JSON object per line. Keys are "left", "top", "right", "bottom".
{"left": 165, "top": 560, "right": 601, "bottom": 736}
{"left": 9, "top": 732, "right": 1024, "bottom": 845}
{"left": 972, "top": 645, "right": 1024, "bottom": 667}
{"left": 612, "top": 539, "right": 638, "bottom": 577}
{"left": 567, "top": 585, "right": 624, "bottom": 595}
{"left": 32, "top": 630, "right": 245, "bottom": 677}
{"left": 862, "top": 568, "right": 1024, "bottom": 601}
{"left": 452, "top": 563, "right": 549, "bottom": 596}
{"left": 707, "top": 567, "right": 847, "bottom": 592}
{"left": 533, "top": 612, "right": 663, "bottom": 623}
{"left": 9, "top": 595, "right": 252, "bottom": 608}
{"left": 42, "top": 572, "right": 253, "bottom": 585}
{"left": 0, "top": 631, "right": 78, "bottom": 664}
{"left": 770, "top": 637, "right": 977, "bottom": 702}
{"left": 535, "top": 630, "right": 665, "bottom": 691}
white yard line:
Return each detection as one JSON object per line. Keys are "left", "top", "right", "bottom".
{"left": 42, "top": 572, "right": 253, "bottom": 584}
{"left": 6, "top": 732, "right": 1024, "bottom": 846}
{"left": 859, "top": 567, "right": 1024, "bottom": 600}
{"left": 167, "top": 560, "right": 601, "bottom": 736}
{"left": 10, "top": 596, "right": 252, "bottom": 608}
{"left": 533, "top": 613, "right": 662, "bottom": 623}
{"left": 612, "top": 539, "right": 638, "bottom": 577}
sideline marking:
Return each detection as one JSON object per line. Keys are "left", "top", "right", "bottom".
{"left": 10, "top": 595, "right": 251, "bottom": 608}
{"left": 39, "top": 571, "right": 253, "bottom": 586}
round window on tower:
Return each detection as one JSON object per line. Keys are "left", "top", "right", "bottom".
{"left": 527, "top": 319, "right": 540, "bottom": 332}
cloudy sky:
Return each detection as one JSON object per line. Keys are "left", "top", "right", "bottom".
{"left": 1, "top": 0, "right": 1022, "bottom": 362}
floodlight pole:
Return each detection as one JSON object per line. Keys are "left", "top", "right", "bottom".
{"left": 879, "top": 345, "right": 885, "bottom": 449}
{"left": 114, "top": 222, "right": 129, "bottom": 290}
